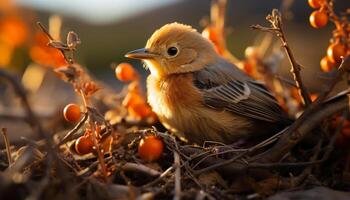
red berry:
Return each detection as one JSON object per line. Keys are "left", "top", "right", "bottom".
{"left": 63, "top": 104, "right": 81, "bottom": 122}
{"left": 308, "top": 0, "right": 325, "bottom": 9}
{"left": 327, "top": 42, "right": 347, "bottom": 63}
{"left": 309, "top": 10, "right": 328, "bottom": 28}
{"left": 75, "top": 135, "right": 94, "bottom": 155}
{"left": 138, "top": 136, "right": 164, "bottom": 162}
{"left": 115, "top": 63, "right": 137, "bottom": 82}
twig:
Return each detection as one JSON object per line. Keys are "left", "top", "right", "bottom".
{"left": 190, "top": 147, "right": 247, "bottom": 170}
{"left": 192, "top": 127, "right": 286, "bottom": 175}
{"left": 1, "top": 128, "right": 13, "bottom": 166}
{"left": 36, "top": 22, "right": 72, "bottom": 64}
{"left": 174, "top": 151, "right": 181, "bottom": 200}
{"left": 167, "top": 134, "right": 182, "bottom": 200}
{"left": 248, "top": 138, "right": 324, "bottom": 170}
{"left": 252, "top": 9, "right": 311, "bottom": 106}
{"left": 77, "top": 157, "right": 113, "bottom": 176}
{"left": 58, "top": 112, "right": 88, "bottom": 146}
{"left": 141, "top": 166, "right": 175, "bottom": 188}
{"left": 121, "top": 162, "right": 161, "bottom": 177}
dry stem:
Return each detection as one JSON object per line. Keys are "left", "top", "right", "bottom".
{"left": 37, "top": 22, "right": 73, "bottom": 64}
{"left": 251, "top": 9, "right": 311, "bottom": 106}
{"left": 174, "top": 149, "right": 182, "bottom": 200}
{"left": 1, "top": 128, "right": 13, "bottom": 166}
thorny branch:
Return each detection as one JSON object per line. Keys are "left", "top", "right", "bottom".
{"left": 251, "top": 9, "right": 312, "bottom": 106}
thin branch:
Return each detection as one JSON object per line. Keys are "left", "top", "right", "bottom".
{"left": 37, "top": 22, "right": 73, "bottom": 64}
{"left": 252, "top": 9, "right": 311, "bottom": 106}
{"left": 192, "top": 127, "right": 286, "bottom": 175}
{"left": 174, "top": 150, "right": 182, "bottom": 200}
{"left": 1, "top": 128, "right": 13, "bottom": 166}
{"left": 141, "top": 166, "right": 175, "bottom": 189}
{"left": 57, "top": 112, "right": 88, "bottom": 146}
{"left": 121, "top": 162, "right": 161, "bottom": 177}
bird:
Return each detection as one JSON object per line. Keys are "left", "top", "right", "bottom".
{"left": 125, "top": 22, "right": 290, "bottom": 145}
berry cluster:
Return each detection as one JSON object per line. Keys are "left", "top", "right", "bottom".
{"left": 114, "top": 62, "right": 164, "bottom": 161}
{"left": 308, "top": 0, "right": 349, "bottom": 72}
{"left": 115, "top": 62, "right": 156, "bottom": 121}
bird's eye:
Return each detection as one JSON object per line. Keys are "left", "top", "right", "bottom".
{"left": 167, "top": 46, "right": 178, "bottom": 57}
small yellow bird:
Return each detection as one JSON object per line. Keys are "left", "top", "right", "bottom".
{"left": 126, "top": 22, "right": 290, "bottom": 144}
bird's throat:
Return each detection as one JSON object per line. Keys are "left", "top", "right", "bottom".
{"left": 144, "top": 59, "right": 164, "bottom": 79}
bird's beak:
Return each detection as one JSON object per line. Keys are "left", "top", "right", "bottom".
{"left": 125, "top": 48, "right": 157, "bottom": 60}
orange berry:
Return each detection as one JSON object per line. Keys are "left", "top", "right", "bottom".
{"left": 320, "top": 56, "right": 337, "bottom": 72}
{"left": 115, "top": 63, "right": 137, "bottom": 82}
{"left": 128, "top": 103, "right": 152, "bottom": 119}
{"left": 202, "top": 26, "right": 223, "bottom": 54}
{"left": 310, "top": 94, "right": 318, "bottom": 102}
{"left": 327, "top": 42, "right": 347, "bottom": 63}
{"left": 202, "top": 26, "right": 218, "bottom": 45}
{"left": 138, "top": 135, "right": 164, "bottom": 162}
{"left": 0, "top": 16, "right": 28, "bottom": 47}
{"left": 75, "top": 135, "right": 94, "bottom": 155}
{"left": 309, "top": 10, "right": 328, "bottom": 28}
{"left": 63, "top": 103, "right": 81, "bottom": 122}
{"left": 308, "top": 0, "right": 325, "bottom": 9}
{"left": 122, "top": 92, "right": 145, "bottom": 108}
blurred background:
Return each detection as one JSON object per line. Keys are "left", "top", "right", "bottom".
{"left": 0, "top": 0, "right": 349, "bottom": 143}
{"left": 1, "top": 0, "right": 348, "bottom": 80}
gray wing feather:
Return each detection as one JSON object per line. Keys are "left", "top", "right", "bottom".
{"left": 193, "top": 58, "right": 284, "bottom": 122}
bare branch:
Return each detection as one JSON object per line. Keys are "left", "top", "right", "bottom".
{"left": 252, "top": 9, "right": 311, "bottom": 106}
{"left": 1, "top": 128, "right": 13, "bottom": 166}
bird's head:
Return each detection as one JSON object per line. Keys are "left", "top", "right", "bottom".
{"left": 125, "top": 22, "right": 217, "bottom": 78}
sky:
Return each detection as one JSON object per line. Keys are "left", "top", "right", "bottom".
{"left": 15, "top": 0, "right": 179, "bottom": 24}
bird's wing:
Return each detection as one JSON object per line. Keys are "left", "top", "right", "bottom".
{"left": 193, "top": 58, "right": 284, "bottom": 122}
